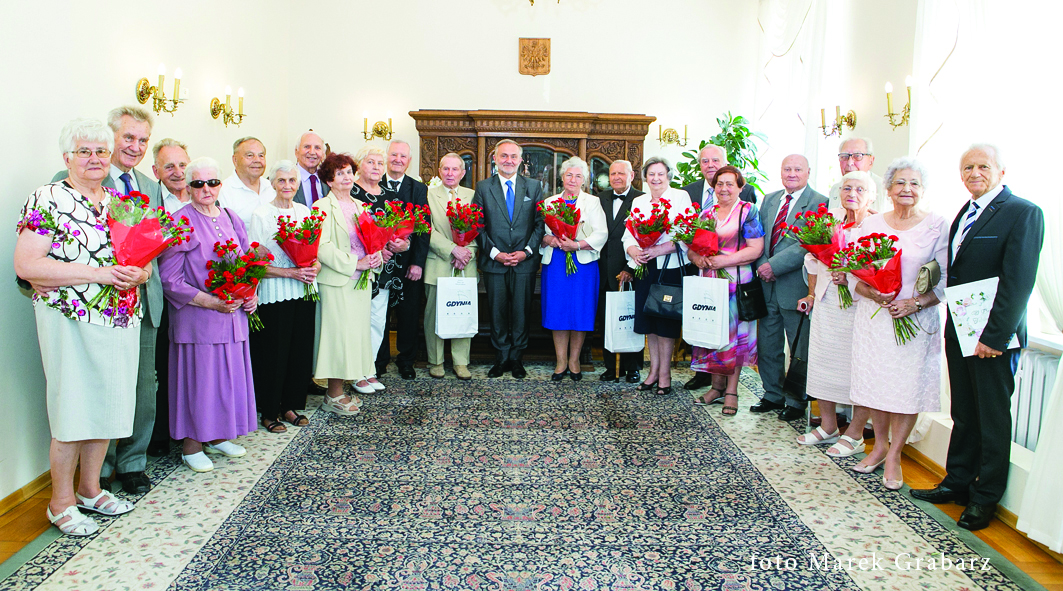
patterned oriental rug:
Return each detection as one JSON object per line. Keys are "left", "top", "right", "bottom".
{"left": 0, "top": 367, "right": 1042, "bottom": 591}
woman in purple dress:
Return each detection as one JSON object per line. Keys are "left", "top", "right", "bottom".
{"left": 159, "top": 157, "right": 258, "bottom": 473}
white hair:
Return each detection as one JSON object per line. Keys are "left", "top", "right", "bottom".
{"left": 269, "top": 159, "right": 300, "bottom": 179}
{"left": 699, "top": 144, "right": 727, "bottom": 161}
{"left": 610, "top": 159, "right": 633, "bottom": 175}
{"left": 493, "top": 139, "right": 523, "bottom": 159}
{"left": 353, "top": 144, "right": 386, "bottom": 167}
{"left": 233, "top": 136, "right": 264, "bottom": 154}
{"left": 387, "top": 139, "right": 411, "bottom": 152}
{"left": 559, "top": 156, "right": 589, "bottom": 188}
{"left": 884, "top": 156, "right": 930, "bottom": 189}
{"left": 296, "top": 131, "right": 324, "bottom": 149}
{"left": 840, "top": 171, "right": 876, "bottom": 198}
{"left": 59, "top": 118, "right": 113, "bottom": 154}
{"left": 186, "top": 157, "right": 220, "bottom": 180}
{"left": 642, "top": 156, "right": 674, "bottom": 181}
{"left": 106, "top": 105, "right": 153, "bottom": 133}
{"left": 963, "top": 143, "right": 1005, "bottom": 169}
{"left": 152, "top": 137, "right": 188, "bottom": 161}
{"left": 838, "top": 137, "right": 874, "bottom": 155}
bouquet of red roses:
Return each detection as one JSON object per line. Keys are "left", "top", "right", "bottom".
{"left": 833, "top": 233, "right": 916, "bottom": 344}
{"left": 539, "top": 199, "right": 582, "bottom": 275}
{"left": 672, "top": 203, "right": 733, "bottom": 281}
{"left": 88, "top": 189, "right": 194, "bottom": 323}
{"left": 385, "top": 200, "right": 431, "bottom": 242}
{"left": 205, "top": 239, "right": 273, "bottom": 331}
{"left": 274, "top": 211, "right": 327, "bottom": 301}
{"left": 354, "top": 207, "right": 397, "bottom": 290}
{"left": 788, "top": 205, "right": 851, "bottom": 307}
{"left": 447, "top": 199, "right": 483, "bottom": 248}
{"left": 624, "top": 197, "right": 672, "bottom": 279}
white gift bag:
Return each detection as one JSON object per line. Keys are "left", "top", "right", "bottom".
{"left": 682, "top": 276, "right": 729, "bottom": 349}
{"left": 604, "top": 288, "right": 644, "bottom": 353}
{"left": 435, "top": 276, "right": 479, "bottom": 339}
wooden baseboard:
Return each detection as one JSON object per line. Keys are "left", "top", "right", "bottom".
{"left": 0, "top": 470, "right": 51, "bottom": 518}
{"left": 902, "top": 447, "right": 1063, "bottom": 565}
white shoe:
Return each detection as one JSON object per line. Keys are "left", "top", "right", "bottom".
{"left": 47, "top": 505, "right": 98, "bottom": 537}
{"left": 367, "top": 377, "right": 386, "bottom": 391}
{"left": 182, "top": 452, "right": 214, "bottom": 472}
{"left": 352, "top": 380, "right": 375, "bottom": 394}
{"left": 827, "top": 435, "right": 866, "bottom": 457}
{"left": 796, "top": 426, "right": 840, "bottom": 446}
{"left": 322, "top": 394, "right": 361, "bottom": 415}
{"left": 75, "top": 491, "right": 135, "bottom": 516}
{"left": 204, "top": 441, "right": 247, "bottom": 458}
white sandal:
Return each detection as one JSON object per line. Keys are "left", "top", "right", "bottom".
{"left": 321, "top": 394, "right": 361, "bottom": 416}
{"left": 47, "top": 505, "right": 99, "bottom": 537}
{"left": 796, "top": 426, "right": 840, "bottom": 446}
{"left": 827, "top": 435, "right": 866, "bottom": 457}
{"left": 75, "top": 490, "right": 135, "bottom": 516}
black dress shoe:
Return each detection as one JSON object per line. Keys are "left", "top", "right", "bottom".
{"left": 684, "top": 372, "right": 712, "bottom": 390}
{"left": 398, "top": 365, "right": 416, "bottom": 380}
{"left": 488, "top": 361, "right": 511, "bottom": 378}
{"left": 625, "top": 371, "right": 641, "bottom": 384}
{"left": 910, "top": 484, "right": 969, "bottom": 506}
{"left": 570, "top": 372, "right": 582, "bottom": 382}
{"left": 552, "top": 369, "right": 570, "bottom": 382}
{"left": 375, "top": 363, "right": 389, "bottom": 376}
{"left": 778, "top": 407, "right": 805, "bottom": 421}
{"left": 957, "top": 503, "right": 996, "bottom": 531}
{"left": 511, "top": 361, "right": 527, "bottom": 379}
{"left": 117, "top": 471, "right": 151, "bottom": 495}
{"left": 598, "top": 371, "right": 617, "bottom": 382}
{"left": 147, "top": 441, "right": 171, "bottom": 457}
{"left": 749, "top": 399, "right": 785, "bottom": 413}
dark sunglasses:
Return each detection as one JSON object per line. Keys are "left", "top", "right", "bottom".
{"left": 189, "top": 179, "right": 222, "bottom": 189}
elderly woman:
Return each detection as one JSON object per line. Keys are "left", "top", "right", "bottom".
{"left": 313, "top": 152, "right": 383, "bottom": 409}
{"left": 159, "top": 157, "right": 258, "bottom": 473}
{"left": 350, "top": 145, "right": 409, "bottom": 388}
{"left": 847, "top": 157, "right": 948, "bottom": 490}
{"left": 623, "top": 157, "right": 693, "bottom": 396}
{"left": 14, "top": 119, "right": 143, "bottom": 535}
{"left": 794, "top": 171, "right": 874, "bottom": 453}
{"left": 248, "top": 160, "right": 321, "bottom": 432}
{"left": 540, "top": 156, "right": 608, "bottom": 381}
{"left": 688, "top": 166, "right": 765, "bottom": 415}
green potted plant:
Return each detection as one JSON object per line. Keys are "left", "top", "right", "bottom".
{"left": 671, "top": 112, "right": 769, "bottom": 195}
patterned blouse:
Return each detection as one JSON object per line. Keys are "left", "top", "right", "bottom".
{"left": 350, "top": 182, "right": 403, "bottom": 295}
{"left": 16, "top": 182, "right": 143, "bottom": 328}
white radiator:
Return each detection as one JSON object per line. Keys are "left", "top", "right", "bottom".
{"left": 1012, "top": 349, "right": 1060, "bottom": 451}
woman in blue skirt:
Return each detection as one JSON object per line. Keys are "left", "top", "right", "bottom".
{"left": 540, "top": 157, "right": 608, "bottom": 381}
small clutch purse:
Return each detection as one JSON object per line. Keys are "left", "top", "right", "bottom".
{"left": 915, "top": 260, "right": 940, "bottom": 295}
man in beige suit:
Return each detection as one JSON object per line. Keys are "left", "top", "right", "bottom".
{"left": 424, "top": 153, "right": 478, "bottom": 380}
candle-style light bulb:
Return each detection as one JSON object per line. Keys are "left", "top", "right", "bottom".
{"left": 904, "top": 75, "right": 913, "bottom": 88}
{"left": 173, "top": 68, "right": 182, "bottom": 103}
{"left": 225, "top": 86, "right": 232, "bottom": 109}
{"left": 820, "top": 108, "right": 826, "bottom": 128}
{"left": 885, "top": 82, "right": 894, "bottom": 114}
{"left": 237, "top": 87, "right": 244, "bottom": 116}
{"left": 157, "top": 63, "right": 165, "bottom": 95}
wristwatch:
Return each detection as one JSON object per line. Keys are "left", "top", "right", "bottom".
{"left": 915, "top": 299, "right": 924, "bottom": 312}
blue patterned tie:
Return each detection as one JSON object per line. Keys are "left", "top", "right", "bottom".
{"left": 958, "top": 201, "right": 980, "bottom": 246}
{"left": 505, "top": 180, "right": 515, "bottom": 221}
{"left": 119, "top": 172, "right": 134, "bottom": 195}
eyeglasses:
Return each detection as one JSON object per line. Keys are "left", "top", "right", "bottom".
{"left": 891, "top": 179, "right": 922, "bottom": 188}
{"left": 840, "top": 186, "right": 867, "bottom": 194}
{"left": 69, "top": 148, "right": 112, "bottom": 159}
{"left": 188, "top": 179, "right": 222, "bottom": 189}
{"left": 838, "top": 152, "right": 871, "bottom": 161}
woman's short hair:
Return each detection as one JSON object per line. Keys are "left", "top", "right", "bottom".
{"left": 559, "top": 156, "right": 589, "bottom": 188}
{"left": 884, "top": 156, "right": 930, "bottom": 190}
{"left": 59, "top": 118, "right": 113, "bottom": 154}
{"left": 711, "top": 165, "right": 745, "bottom": 189}
{"left": 269, "top": 160, "right": 300, "bottom": 180}
{"left": 353, "top": 144, "right": 386, "bottom": 168}
{"left": 641, "top": 156, "right": 673, "bottom": 181}
{"left": 318, "top": 152, "right": 357, "bottom": 184}
{"left": 186, "top": 157, "right": 220, "bottom": 181}
{"left": 840, "top": 170, "right": 876, "bottom": 197}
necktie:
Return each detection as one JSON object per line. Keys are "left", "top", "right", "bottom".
{"left": 119, "top": 172, "right": 134, "bottom": 195}
{"left": 703, "top": 188, "right": 714, "bottom": 211}
{"left": 309, "top": 174, "right": 319, "bottom": 204}
{"left": 958, "top": 201, "right": 980, "bottom": 247}
{"left": 769, "top": 194, "right": 793, "bottom": 256}
{"left": 389, "top": 180, "right": 400, "bottom": 192}
{"left": 505, "top": 180, "right": 515, "bottom": 221}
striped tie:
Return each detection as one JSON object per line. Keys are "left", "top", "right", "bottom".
{"left": 958, "top": 201, "right": 980, "bottom": 246}
{"left": 769, "top": 194, "right": 792, "bottom": 256}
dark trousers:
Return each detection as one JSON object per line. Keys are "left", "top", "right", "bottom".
{"left": 376, "top": 279, "right": 424, "bottom": 369}
{"left": 249, "top": 298, "right": 316, "bottom": 420}
{"left": 150, "top": 306, "right": 171, "bottom": 446}
{"left": 941, "top": 336, "right": 1019, "bottom": 505}
{"left": 484, "top": 269, "right": 535, "bottom": 362}
{"left": 756, "top": 294, "right": 810, "bottom": 409}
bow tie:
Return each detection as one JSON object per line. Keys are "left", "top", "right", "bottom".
{"left": 612, "top": 193, "right": 627, "bottom": 200}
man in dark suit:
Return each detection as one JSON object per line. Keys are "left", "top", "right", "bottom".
{"left": 293, "top": 131, "right": 329, "bottom": 207}
{"left": 596, "top": 160, "right": 643, "bottom": 383}
{"left": 51, "top": 106, "right": 163, "bottom": 494}
{"left": 376, "top": 139, "right": 429, "bottom": 379}
{"left": 751, "top": 154, "right": 827, "bottom": 421}
{"left": 911, "top": 144, "right": 1044, "bottom": 531}
{"left": 473, "top": 139, "right": 545, "bottom": 379}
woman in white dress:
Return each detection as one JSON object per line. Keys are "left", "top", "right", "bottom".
{"left": 847, "top": 157, "right": 949, "bottom": 490}
{"left": 795, "top": 172, "right": 875, "bottom": 456}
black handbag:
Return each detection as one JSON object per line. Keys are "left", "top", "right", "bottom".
{"left": 643, "top": 247, "right": 686, "bottom": 320}
{"left": 735, "top": 203, "right": 768, "bottom": 321}
{"left": 782, "top": 313, "right": 808, "bottom": 400}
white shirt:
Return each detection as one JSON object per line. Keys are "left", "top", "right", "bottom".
{"left": 384, "top": 174, "right": 406, "bottom": 192}
{"left": 700, "top": 181, "right": 714, "bottom": 211}
{"left": 110, "top": 165, "right": 139, "bottom": 193}
{"left": 611, "top": 187, "right": 630, "bottom": 218}
{"left": 621, "top": 188, "right": 692, "bottom": 269}
{"left": 248, "top": 201, "right": 316, "bottom": 305}
{"left": 489, "top": 174, "right": 533, "bottom": 260}
{"left": 771, "top": 185, "right": 807, "bottom": 224}
{"left": 160, "top": 183, "right": 190, "bottom": 215}
{"left": 299, "top": 165, "right": 325, "bottom": 204}
{"left": 951, "top": 183, "right": 1004, "bottom": 258}
{"left": 217, "top": 172, "right": 276, "bottom": 227}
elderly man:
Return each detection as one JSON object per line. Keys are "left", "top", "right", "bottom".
{"left": 152, "top": 138, "right": 190, "bottom": 214}
{"left": 375, "top": 139, "right": 429, "bottom": 379}
{"left": 473, "top": 139, "right": 545, "bottom": 379}
{"left": 827, "top": 137, "right": 888, "bottom": 213}
{"left": 50, "top": 105, "right": 163, "bottom": 494}
{"left": 293, "top": 131, "right": 328, "bottom": 207}
{"left": 218, "top": 136, "right": 274, "bottom": 225}
{"left": 595, "top": 160, "right": 643, "bottom": 383}
{"left": 423, "top": 153, "right": 478, "bottom": 380}
{"left": 910, "top": 144, "right": 1044, "bottom": 531}
{"left": 751, "top": 154, "right": 827, "bottom": 421}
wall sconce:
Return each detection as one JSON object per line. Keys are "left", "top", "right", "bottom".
{"left": 885, "top": 76, "right": 913, "bottom": 129}
{"left": 363, "top": 113, "right": 393, "bottom": 141}
{"left": 658, "top": 124, "right": 688, "bottom": 147}
{"left": 136, "top": 64, "right": 183, "bottom": 115}
{"left": 820, "top": 106, "right": 856, "bottom": 138}
{"left": 210, "top": 86, "right": 246, "bottom": 127}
